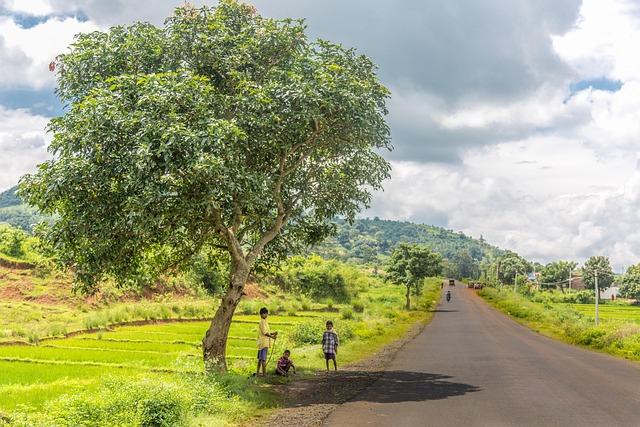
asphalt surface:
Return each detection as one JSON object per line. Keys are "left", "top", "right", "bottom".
{"left": 325, "top": 283, "right": 640, "bottom": 427}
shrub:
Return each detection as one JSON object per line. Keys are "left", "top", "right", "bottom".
{"left": 289, "top": 321, "right": 325, "bottom": 346}
{"left": 137, "top": 392, "right": 184, "bottom": 427}
{"left": 239, "top": 301, "right": 260, "bottom": 315}
{"left": 337, "top": 321, "right": 355, "bottom": 342}
{"left": 300, "top": 298, "right": 312, "bottom": 311}
{"left": 341, "top": 308, "right": 354, "bottom": 320}
{"left": 272, "top": 255, "right": 351, "bottom": 302}
{"left": 42, "top": 378, "right": 188, "bottom": 427}
{"left": 351, "top": 300, "right": 365, "bottom": 313}
{"left": 185, "top": 250, "right": 229, "bottom": 296}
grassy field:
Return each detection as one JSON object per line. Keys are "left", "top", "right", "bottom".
{"left": 564, "top": 303, "right": 640, "bottom": 323}
{"left": 0, "top": 317, "right": 302, "bottom": 412}
{"left": 0, "top": 278, "right": 442, "bottom": 426}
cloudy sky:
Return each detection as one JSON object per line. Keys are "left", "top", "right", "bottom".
{"left": 1, "top": 0, "right": 639, "bottom": 270}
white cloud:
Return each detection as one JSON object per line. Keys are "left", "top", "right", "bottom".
{"left": 553, "top": 0, "right": 640, "bottom": 82}
{"left": 1, "top": 0, "right": 53, "bottom": 16}
{"left": 0, "top": 15, "right": 98, "bottom": 89}
{"left": 47, "top": 0, "right": 209, "bottom": 26}
{"left": 0, "top": 106, "right": 49, "bottom": 190}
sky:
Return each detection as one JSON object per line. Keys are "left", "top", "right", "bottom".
{"left": 0, "top": 0, "right": 639, "bottom": 271}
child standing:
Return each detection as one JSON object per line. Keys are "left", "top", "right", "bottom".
{"left": 322, "top": 320, "right": 339, "bottom": 371}
{"left": 256, "top": 307, "right": 277, "bottom": 377}
{"left": 276, "top": 350, "right": 296, "bottom": 376}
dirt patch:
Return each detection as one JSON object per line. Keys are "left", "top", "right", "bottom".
{"left": 0, "top": 258, "right": 35, "bottom": 270}
{"left": 244, "top": 282, "right": 267, "bottom": 299}
{"left": 25, "top": 294, "right": 66, "bottom": 305}
{"left": 0, "top": 281, "right": 32, "bottom": 300}
{"left": 255, "top": 320, "right": 427, "bottom": 427}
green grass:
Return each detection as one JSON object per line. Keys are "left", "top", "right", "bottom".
{"left": 563, "top": 303, "right": 640, "bottom": 323}
{"left": 0, "top": 299, "right": 220, "bottom": 343}
{"left": 0, "top": 315, "right": 320, "bottom": 415}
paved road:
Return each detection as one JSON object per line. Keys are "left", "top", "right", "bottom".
{"left": 325, "top": 283, "right": 640, "bottom": 427}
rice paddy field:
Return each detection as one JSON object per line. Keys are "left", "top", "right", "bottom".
{"left": 0, "top": 314, "right": 316, "bottom": 413}
{"left": 564, "top": 303, "right": 640, "bottom": 323}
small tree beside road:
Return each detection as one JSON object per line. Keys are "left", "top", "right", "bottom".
{"left": 386, "top": 244, "right": 442, "bottom": 310}
{"left": 583, "top": 256, "right": 613, "bottom": 296}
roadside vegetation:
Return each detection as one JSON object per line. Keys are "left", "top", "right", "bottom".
{"left": 478, "top": 286, "right": 640, "bottom": 362}
{"left": 0, "top": 272, "right": 441, "bottom": 426}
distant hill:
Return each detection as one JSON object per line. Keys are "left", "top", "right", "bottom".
{"left": 0, "top": 186, "right": 47, "bottom": 232}
{"left": 0, "top": 186, "right": 21, "bottom": 208}
{"left": 311, "top": 218, "right": 506, "bottom": 276}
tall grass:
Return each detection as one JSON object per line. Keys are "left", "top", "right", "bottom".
{"left": 479, "top": 287, "right": 640, "bottom": 361}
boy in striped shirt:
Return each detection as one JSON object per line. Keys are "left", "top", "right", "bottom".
{"left": 322, "top": 320, "right": 339, "bottom": 371}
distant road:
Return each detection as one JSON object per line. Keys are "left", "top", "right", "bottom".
{"left": 325, "top": 282, "right": 640, "bottom": 427}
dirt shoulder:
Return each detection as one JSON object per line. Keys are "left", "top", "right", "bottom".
{"left": 255, "top": 318, "right": 429, "bottom": 427}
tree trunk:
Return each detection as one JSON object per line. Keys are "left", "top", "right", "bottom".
{"left": 202, "top": 259, "right": 249, "bottom": 372}
{"left": 405, "top": 285, "right": 411, "bottom": 310}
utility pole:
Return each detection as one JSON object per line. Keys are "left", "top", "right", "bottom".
{"left": 514, "top": 272, "right": 518, "bottom": 293}
{"left": 568, "top": 269, "right": 572, "bottom": 290}
{"left": 595, "top": 270, "right": 599, "bottom": 326}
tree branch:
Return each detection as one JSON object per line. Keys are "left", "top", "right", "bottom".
{"left": 212, "top": 208, "right": 246, "bottom": 264}
{"left": 284, "top": 119, "right": 324, "bottom": 176}
{"left": 246, "top": 153, "right": 287, "bottom": 263}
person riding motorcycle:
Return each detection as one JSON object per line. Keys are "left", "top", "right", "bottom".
{"left": 446, "top": 290, "right": 452, "bottom": 302}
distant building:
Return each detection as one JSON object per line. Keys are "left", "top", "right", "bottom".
{"left": 568, "top": 275, "right": 585, "bottom": 290}
{"left": 601, "top": 286, "right": 619, "bottom": 300}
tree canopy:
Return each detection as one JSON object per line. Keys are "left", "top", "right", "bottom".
{"left": 540, "top": 260, "right": 577, "bottom": 290}
{"left": 20, "top": 1, "right": 391, "bottom": 369}
{"left": 496, "top": 253, "right": 531, "bottom": 285}
{"left": 619, "top": 264, "right": 640, "bottom": 300}
{"left": 386, "top": 243, "right": 442, "bottom": 309}
{"left": 582, "top": 256, "right": 614, "bottom": 292}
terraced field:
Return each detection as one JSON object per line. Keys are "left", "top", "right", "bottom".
{"left": 0, "top": 314, "right": 319, "bottom": 413}
{"left": 566, "top": 303, "right": 640, "bottom": 323}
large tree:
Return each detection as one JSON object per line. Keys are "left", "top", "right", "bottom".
{"left": 582, "top": 256, "right": 614, "bottom": 294}
{"left": 619, "top": 264, "right": 640, "bottom": 300}
{"left": 497, "top": 253, "right": 531, "bottom": 285}
{"left": 447, "top": 249, "right": 479, "bottom": 280}
{"left": 386, "top": 243, "right": 442, "bottom": 310}
{"left": 540, "top": 260, "right": 578, "bottom": 291}
{"left": 20, "top": 1, "right": 391, "bottom": 370}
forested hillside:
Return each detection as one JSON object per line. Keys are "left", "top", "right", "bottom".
{"left": 312, "top": 218, "right": 506, "bottom": 277}
{"left": 0, "top": 186, "right": 20, "bottom": 208}
{"left": 0, "top": 186, "right": 47, "bottom": 232}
